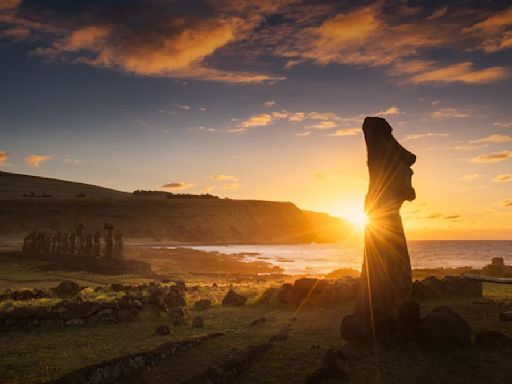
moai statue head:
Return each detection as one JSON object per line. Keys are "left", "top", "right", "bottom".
{"left": 362, "top": 117, "right": 416, "bottom": 214}
{"left": 75, "top": 223, "right": 85, "bottom": 237}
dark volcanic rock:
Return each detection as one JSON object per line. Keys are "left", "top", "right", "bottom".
{"left": 222, "top": 289, "right": 247, "bottom": 306}
{"left": 160, "top": 287, "right": 186, "bottom": 310}
{"left": 194, "top": 299, "right": 212, "bottom": 310}
{"left": 396, "top": 300, "right": 420, "bottom": 339}
{"left": 53, "top": 280, "right": 81, "bottom": 298}
{"left": 116, "top": 309, "right": 135, "bottom": 322}
{"left": 294, "top": 278, "right": 325, "bottom": 298}
{"left": 57, "top": 301, "right": 103, "bottom": 320}
{"left": 417, "top": 306, "right": 471, "bottom": 351}
{"left": 474, "top": 330, "right": 511, "bottom": 347}
{"left": 156, "top": 324, "right": 170, "bottom": 335}
{"left": 192, "top": 316, "right": 204, "bottom": 328}
{"left": 340, "top": 310, "right": 395, "bottom": 344}
{"left": 277, "top": 283, "right": 296, "bottom": 305}
{"left": 169, "top": 308, "right": 186, "bottom": 326}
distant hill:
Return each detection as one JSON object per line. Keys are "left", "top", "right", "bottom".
{"left": 0, "top": 171, "right": 351, "bottom": 243}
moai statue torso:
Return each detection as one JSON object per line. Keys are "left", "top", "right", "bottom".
{"left": 75, "top": 224, "right": 85, "bottom": 257}
{"left": 113, "top": 231, "right": 123, "bottom": 259}
{"left": 69, "top": 234, "right": 76, "bottom": 257}
{"left": 61, "top": 233, "right": 69, "bottom": 257}
{"left": 93, "top": 231, "right": 101, "bottom": 258}
{"left": 357, "top": 117, "right": 416, "bottom": 316}
{"left": 104, "top": 223, "right": 114, "bottom": 259}
{"left": 84, "top": 234, "right": 93, "bottom": 258}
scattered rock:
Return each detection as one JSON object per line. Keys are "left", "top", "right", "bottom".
{"left": 161, "top": 287, "right": 186, "bottom": 310}
{"left": 475, "top": 330, "right": 510, "bottom": 347}
{"left": 499, "top": 311, "right": 512, "bottom": 321}
{"left": 117, "top": 309, "right": 135, "bottom": 322}
{"left": 57, "top": 301, "right": 103, "bottom": 320}
{"left": 65, "top": 318, "right": 84, "bottom": 326}
{"left": 294, "top": 278, "right": 325, "bottom": 298}
{"left": 156, "top": 324, "right": 170, "bottom": 335}
{"left": 89, "top": 308, "right": 116, "bottom": 324}
{"left": 194, "top": 299, "right": 212, "bottom": 310}
{"left": 53, "top": 280, "right": 81, "bottom": 298}
{"left": 340, "top": 310, "right": 395, "bottom": 344}
{"left": 417, "top": 306, "right": 471, "bottom": 351}
{"left": 250, "top": 316, "right": 267, "bottom": 326}
{"left": 169, "top": 308, "right": 186, "bottom": 326}
{"left": 192, "top": 316, "right": 204, "bottom": 328}
{"left": 222, "top": 289, "right": 247, "bottom": 306}
{"left": 118, "top": 295, "right": 134, "bottom": 310}
{"left": 277, "top": 283, "right": 296, "bottom": 305}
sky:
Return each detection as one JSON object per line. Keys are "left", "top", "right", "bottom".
{"left": 0, "top": 0, "right": 511, "bottom": 239}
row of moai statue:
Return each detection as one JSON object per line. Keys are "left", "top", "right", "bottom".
{"left": 22, "top": 223, "right": 123, "bottom": 260}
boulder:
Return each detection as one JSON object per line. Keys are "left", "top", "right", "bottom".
{"left": 117, "top": 309, "right": 135, "bottom": 322}
{"left": 396, "top": 300, "right": 420, "bottom": 339}
{"left": 53, "top": 280, "right": 81, "bottom": 298}
{"left": 277, "top": 283, "right": 296, "bottom": 305}
{"left": 294, "top": 278, "right": 326, "bottom": 298}
{"left": 89, "top": 308, "right": 116, "bottom": 324}
{"left": 192, "top": 316, "right": 204, "bottom": 328}
{"left": 195, "top": 299, "right": 212, "bottom": 310}
{"left": 160, "top": 287, "right": 186, "bottom": 310}
{"left": 57, "top": 301, "right": 103, "bottom": 320}
{"left": 169, "top": 308, "right": 186, "bottom": 326}
{"left": 118, "top": 295, "right": 134, "bottom": 310}
{"left": 417, "top": 306, "right": 471, "bottom": 351}
{"left": 156, "top": 324, "right": 170, "bottom": 335}
{"left": 340, "top": 310, "right": 395, "bottom": 344}
{"left": 474, "top": 330, "right": 510, "bottom": 347}
{"left": 222, "top": 289, "right": 247, "bottom": 306}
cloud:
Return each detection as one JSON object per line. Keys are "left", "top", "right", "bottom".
{"left": 330, "top": 128, "right": 360, "bottom": 136}
{"left": 464, "top": 9, "right": 512, "bottom": 53}
{"left": 209, "top": 174, "right": 237, "bottom": 181}
{"left": 458, "top": 174, "right": 482, "bottom": 181}
{"left": 264, "top": 100, "right": 276, "bottom": 107}
{"left": 0, "top": 151, "right": 8, "bottom": 166}
{"left": 469, "top": 134, "right": 512, "bottom": 144}
{"left": 449, "top": 144, "right": 488, "bottom": 151}
{"left": 500, "top": 199, "right": 512, "bottom": 208}
{"left": 494, "top": 120, "right": 512, "bottom": 129}
{"left": 431, "top": 108, "right": 468, "bottom": 119}
{"left": 307, "top": 112, "right": 340, "bottom": 121}
{"left": 471, "top": 150, "right": 512, "bottom": 163}
{"left": 177, "top": 105, "right": 191, "bottom": 110}
{"left": 4, "top": 1, "right": 283, "bottom": 83}
{"left": 403, "top": 132, "right": 449, "bottom": 141}
{"left": 409, "top": 62, "right": 508, "bottom": 84}
{"left": 161, "top": 182, "right": 194, "bottom": 190}
{"left": 428, "top": 6, "right": 448, "bottom": 20}
{"left": 306, "top": 121, "right": 337, "bottom": 130}
{"left": 444, "top": 215, "right": 460, "bottom": 219}
{"left": 24, "top": 154, "right": 51, "bottom": 168}
{"left": 223, "top": 183, "right": 240, "bottom": 190}
{"left": 314, "top": 172, "right": 329, "bottom": 183}
{"left": 426, "top": 213, "right": 443, "bottom": 219}
{"left": 238, "top": 113, "right": 273, "bottom": 129}
{"left": 295, "top": 132, "right": 311, "bottom": 137}
{"left": 289, "top": 112, "right": 305, "bottom": 122}
{"left": 376, "top": 107, "right": 400, "bottom": 116}
{"left": 493, "top": 174, "right": 512, "bottom": 183}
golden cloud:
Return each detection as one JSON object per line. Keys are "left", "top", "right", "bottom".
{"left": 330, "top": 128, "right": 360, "bottom": 136}
{"left": 24, "top": 154, "right": 51, "bottom": 168}
{"left": 500, "top": 199, "right": 512, "bottom": 208}
{"left": 239, "top": 113, "right": 273, "bottom": 128}
{"left": 306, "top": 121, "right": 337, "bottom": 130}
{"left": 469, "top": 134, "right": 512, "bottom": 144}
{"left": 458, "top": 174, "right": 482, "bottom": 181}
{"left": 209, "top": 174, "right": 237, "bottom": 181}
{"left": 493, "top": 174, "right": 512, "bottom": 183}
{"left": 464, "top": 9, "right": 512, "bottom": 53}
{"left": 410, "top": 62, "right": 509, "bottom": 84}
{"left": 403, "top": 132, "right": 449, "bottom": 141}
{"left": 376, "top": 107, "right": 400, "bottom": 116}
{"left": 161, "top": 182, "right": 194, "bottom": 190}
{"left": 471, "top": 150, "right": 512, "bottom": 163}
{"left": 223, "top": 183, "right": 240, "bottom": 190}
{"left": 0, "top": 151, "right": 8, "bottom": 166}
{"left": 431, "top": 108, "right": 469, "bottom": 119}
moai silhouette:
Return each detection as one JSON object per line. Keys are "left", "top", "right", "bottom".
{"left": 104, "top": 223, "right": 114, "bottom": 259}
{"left": 75, "top": 223, "right": 85, "bottom": 257}
{"left": 357, "top": 117, "right": 416, "bottom": 316}
{"left": 84, "top": 233, "right": 93, "bottom": 258}
{"left": 93, "top": 231, "right": 102, "bottom": 258}
{"left": 61, "top": 233, "right": 69, "bottom": 257}
{"left": 69, "top": 233, "right": 76, "bottom": 257}
{"left": 55, "top": 232, "right": 62, "bottom": 256}
{"left": 113, "top": 231, "right": 124, "bottom": 259}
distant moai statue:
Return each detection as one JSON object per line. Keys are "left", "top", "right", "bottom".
{"left": 50, "top": 233, "right": 57, "bottom": 255}
{"left": 104, "top": 223, "right": 114, "bottom": 259}
{"left": 75, "top": 223, "right": 85, "bottom": 257}
{"left": 113, "top": 231, "right": 124, "bottom": 259}
{"left": 93, "top": 231, "right": 102, "bottom": 258}
{"left": 69, "top": 233, "right": 76, "bottom": 257}
{"left": 84, "top": 233, "right": 93, "bottom": 258}
{"left": 61, "top": 233, "right": 69, "bottom": 257}
{"left": 55, "top": 232, "right": 62, "bottom": 256}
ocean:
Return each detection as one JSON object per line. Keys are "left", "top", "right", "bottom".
{"left": 172, "top": 240, "right": 512, "bottom": 275}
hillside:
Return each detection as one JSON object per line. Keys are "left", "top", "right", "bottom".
{"left": 0, "top": 171, "right": 351, "bottom": 243}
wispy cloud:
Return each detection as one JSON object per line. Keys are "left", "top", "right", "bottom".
{"left": 330, "top": 128, "right": 360, "bottom": 136}
{"left": 264, "top": 100, "right": 276, "bottom": 108}
{"left": 307, "top": 112, "right": 340, "bottom": 121}
{"left": 161, "top": 182, "right": 194, "bottom": 190}
{"left": 238, "top": 114, "right": 273, "bottom": 129}
{"left": 500, "top": 199, "right": 512, "bottom": 208}
{"left": 376, "top": 107, "right": 400, "bottom": 116}
{"left": 409, "top": 62, "right": 508, "bottom": 84}
{"left": 0, "top": 151, "right": 8, "bottom": 166}
{"left": 209, "top": 174, "right": 237, "bottom": 181}
{"left": 471, "top": 150, "right": 512, "bottom": 163}
{"left": 469, "top": 134, "right": 512, "bottom": 144}
{"left": 493, "top": 174, "right": 512, "bottom": 183}
{"left": 403, "top": 132, "right": 449, "bottom": 141}
{"left": 223, "top": 183, "right": 240, "bottom": 190}
{"left": 458, "top": 174, "right": 482, "bottom": 181}
{"left": 431, "top": 108, "right": 469, "bottom": 119}
{"left": 306, "top": 121, "right": 338, "bottom": 130}
{"left": 24, "top": 154, "right": 51, "bottom": 168}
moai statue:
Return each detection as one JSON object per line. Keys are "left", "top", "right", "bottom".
{"left": 93, "top": 231, "right": 102, "bottom": 258}
{"left": 69, "top": 234, "right": 76, "bottom": 257}
{"left": 22, "top": 232, "right": 32, "bottom": 254}
{"left": 357, "top": 117, "right": 416, "bottom": 316}
{"left": 84, "top": 233, "right": 93, "bottom": 258}
{"left": 75, "top": 224, "right": 85, "bottom": 257}
{"left": 113, "top": 231, "right": 124, "bottom": 259}
{"left": 55, "top": 232, "right": 62, "bottom": 256}
{"left": 61, "top": 233, "right": 69, "bottom": 257}
{"left": 104, "top": 223, "right": 114, "bottom": 259}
